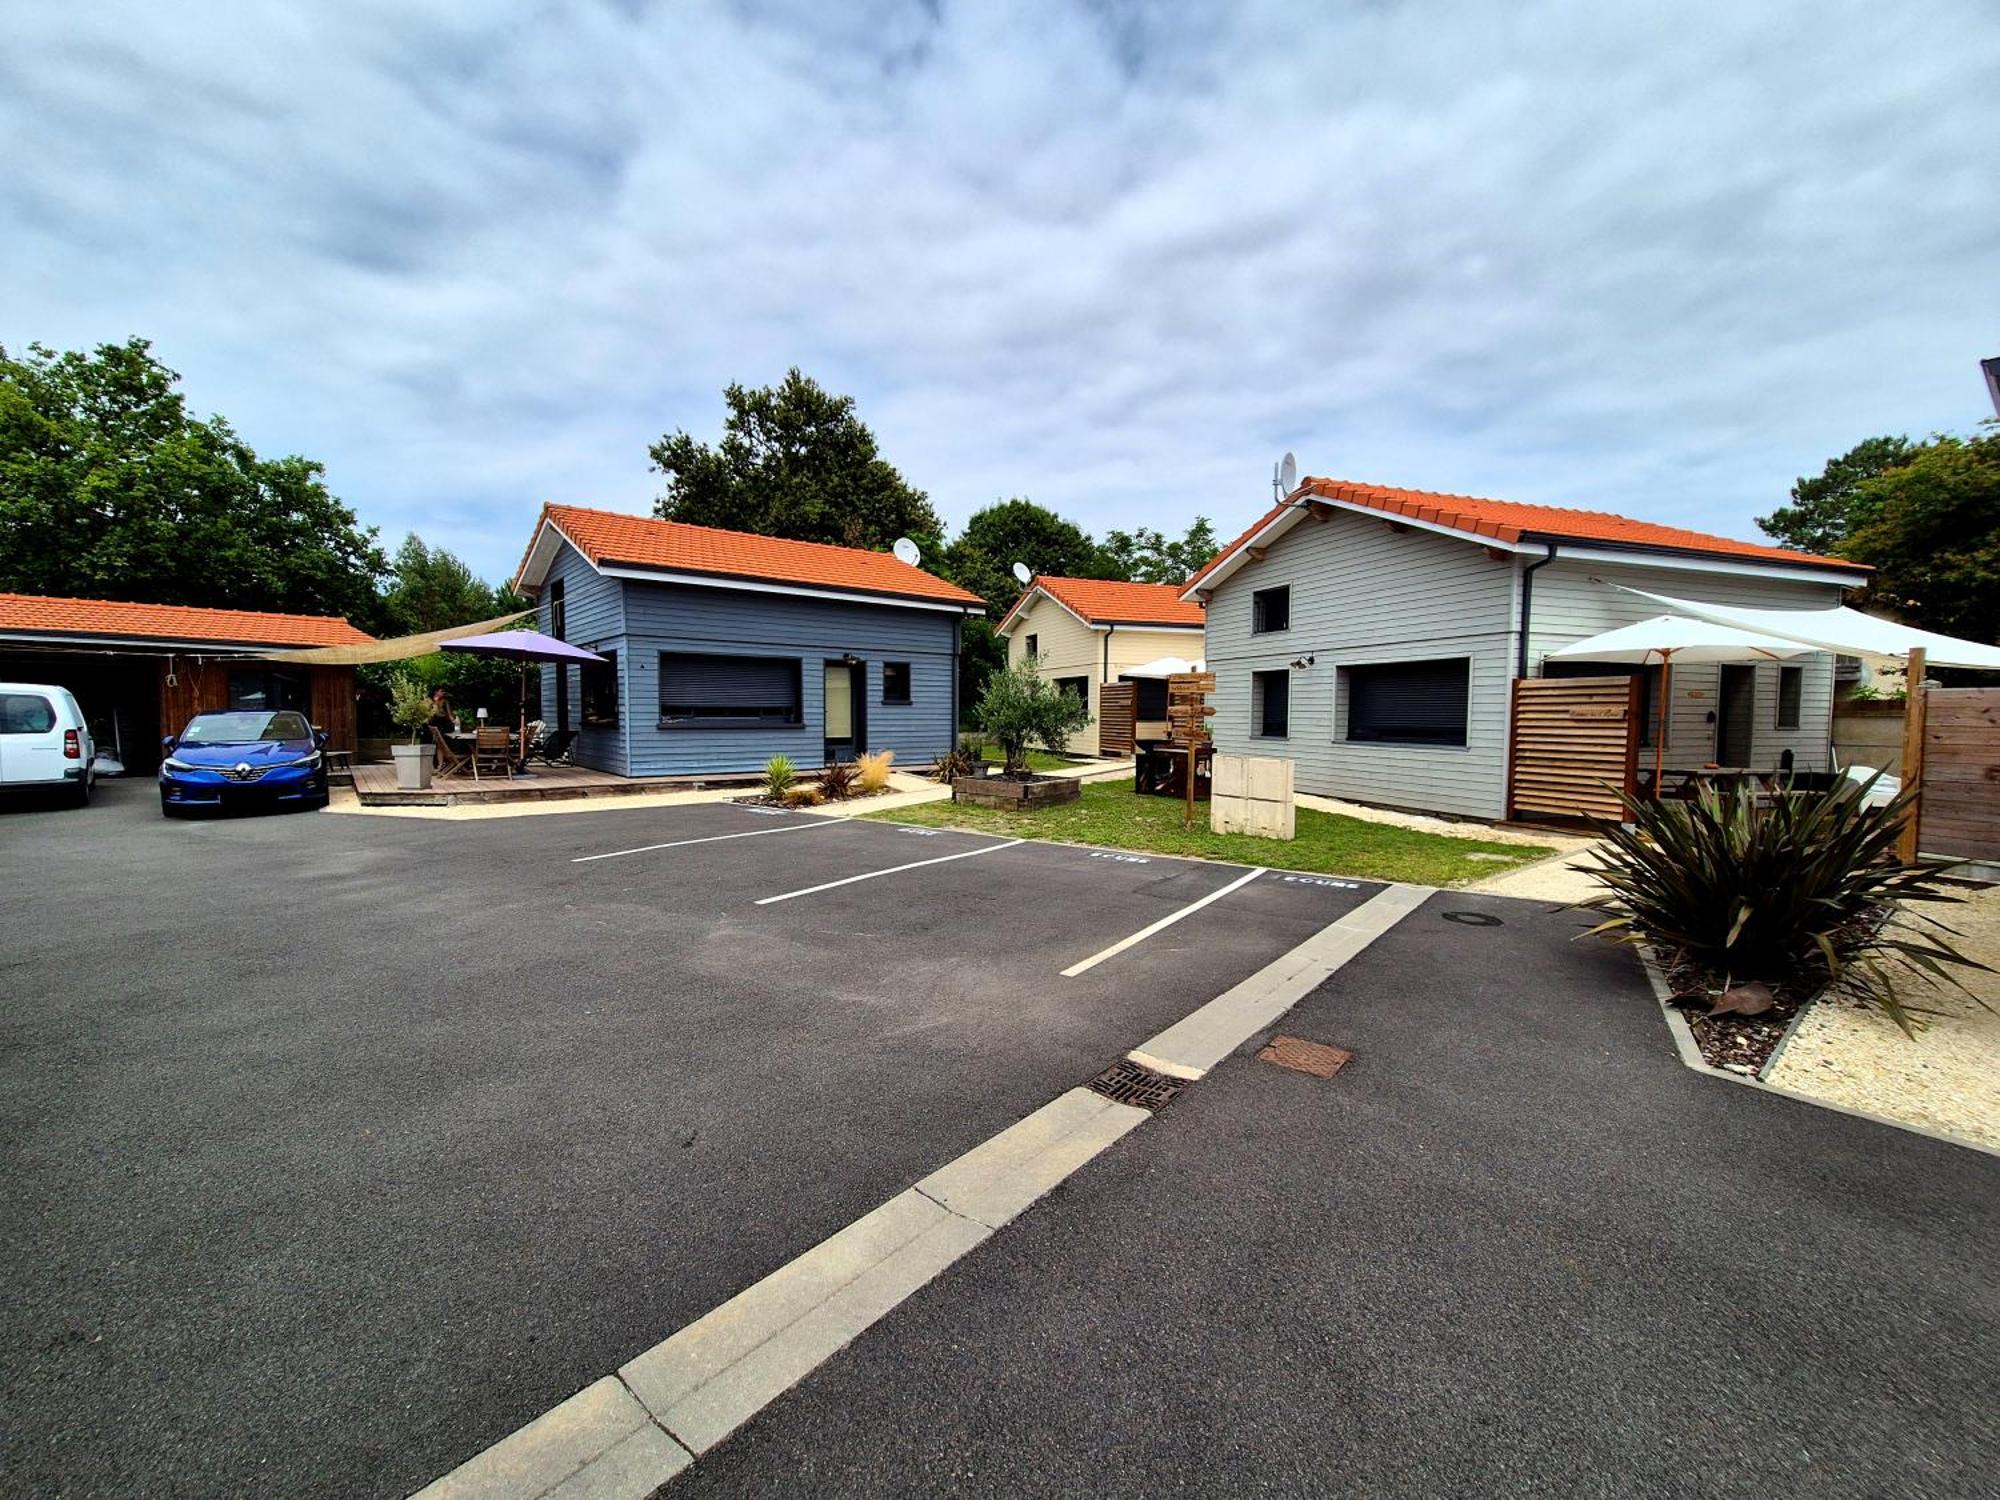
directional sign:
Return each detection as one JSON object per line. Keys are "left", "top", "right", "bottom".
{"left": 1168, "top": 672, "right": 1217, "bottom": 694}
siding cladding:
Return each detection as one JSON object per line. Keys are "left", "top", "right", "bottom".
{"left": 1204, "top": 510, "right": 1518, "bottom": 819}
{"left": 619, "top": 578, "right": 959, "bottom": 776}
{"left": 537, "top": 542, "right": 628, "bottom": 774}
{"left": 1526, "top": 559, "right": 1848, "bottom": 776}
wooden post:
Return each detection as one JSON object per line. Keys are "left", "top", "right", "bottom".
{"left": 1167, "top": 671, "right": 1216, "bottom": 830}
{"left": 1896, "top": 647, "right": 1928, "bottom": 865}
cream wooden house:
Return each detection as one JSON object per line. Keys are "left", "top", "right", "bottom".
{"left": 996, "top": 576, "right": 1206, "bottom": 755}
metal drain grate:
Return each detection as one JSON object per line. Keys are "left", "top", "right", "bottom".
{"left": 1087, "top": 1058, "right": 1189, "bottom": 1111}
{"left": 1258, "top": 1035, "right": 1354, "bottom": 1078}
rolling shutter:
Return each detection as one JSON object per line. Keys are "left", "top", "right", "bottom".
{"left": 660, "top": 654, "right": 801, "bottom": 721}
{"left": 1347, "top": 659, "right": 1469, "bottom": 746}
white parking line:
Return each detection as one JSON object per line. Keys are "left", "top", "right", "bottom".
{"left": 754, "top": 838, "right": 1023, "bottom": 905}
{"left": 573, "top": 817, "right": 839, "bottom": 864}
{"left": 1059, "top": 866, "right": 1267, "bottom": 977}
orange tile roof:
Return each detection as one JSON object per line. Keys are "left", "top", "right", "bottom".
{"left": 999, "top": 576, "right": 1206, "bottom": 633}
{"left": 529, "top": 504, "right": 984, "bottom": 607}
{"left": 0, "top": 592, "right": 373, "bottom": 648}
{"left": 1186, "top": 478, "right": 1871, "bottom": 589}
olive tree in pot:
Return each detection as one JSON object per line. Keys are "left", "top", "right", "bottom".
{"left": 956, "top": 660, "right": 1092, "bottom": 807}
{"left": 388, "top": 671, "right": 436, "bottom": 789}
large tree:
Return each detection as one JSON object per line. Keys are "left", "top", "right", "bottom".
{"left": 380, "top": 532, "right": 525, "bottom": 636}
{"left": 649, "top": 369, "right": 943, "bottom": 550}
{"left": 1836, "top": 430, "right": 1999, "bottom": 644}
{"left": 1099, "top": 516, "right": 1220, "bottom": 584}
{"left": 1758, "top": 435, "right": 1918, "bottom": 555}
{"left": 0, "top": 338, "right": 387, "bottom": 620}
{"left": 943, "top": 497, "right": 1115, "bottom": 617}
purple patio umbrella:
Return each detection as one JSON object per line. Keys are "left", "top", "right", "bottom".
{"left": 440, "top": 629, "right": 606, "bottom": 750}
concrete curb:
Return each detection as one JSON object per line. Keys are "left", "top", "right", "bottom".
{"left": 1637, "top": 946, "right": 1999, "bottom": 1158}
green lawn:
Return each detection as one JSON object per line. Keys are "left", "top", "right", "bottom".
{"left": 863, "top": 782, "right": 1554, "bottom": 887}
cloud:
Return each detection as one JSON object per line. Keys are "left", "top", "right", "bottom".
{"left": 2, "top": 0, "right": 1995, "bottom": 582}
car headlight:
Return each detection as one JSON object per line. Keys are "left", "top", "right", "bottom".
{"left": 286, "top": 752, "right": 322, "bottom": 769}
{"left": 162, "top": 757, "right": 199, "bottom": 772}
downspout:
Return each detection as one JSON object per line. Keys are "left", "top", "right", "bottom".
{"left": 1516, "top": 542, "right": 1558, "bottom": 679}
{"left": 1101, "top": 624, "right": 1113, "bottom": 750}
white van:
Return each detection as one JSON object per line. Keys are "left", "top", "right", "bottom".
{"left": 0, "top": 683, "right": 95, "bottom": 806}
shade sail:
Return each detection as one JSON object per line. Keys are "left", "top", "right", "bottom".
{"left": 1547, "top": 614, "right": 1814, "bottom": 665}
{"left": 1616, "top": 587, "right": 2000, "bottom": 669}
{"left": 1118, "top": 655, "right": 1205, "bottom": 679}
{"left": 260, "top": 610, "right": 530, "bottom": 665}
{"left": 439, "top": 629, "right": 605, "bottom": 664}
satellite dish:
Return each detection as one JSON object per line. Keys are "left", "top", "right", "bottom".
{"left": 1279, "top": 451, "right": 1298, "bottom": 495}
{"left": 1011, "top": 561, "right": 1032, "bottom": 585}
{"left": 891, "top": 537, "right": 921, "bottom": 567}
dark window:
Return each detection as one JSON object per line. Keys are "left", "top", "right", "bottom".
{"left": 1776, "top": 665, "right": 1803, "bottom": 730}
{"left": 1252, "top": 586, "right": 1291, "bottom": 634}
{"left": 1252, "top": 669, "right": 1289, "bottom": 738}
{"left": 1132, "top": 677, "right": 1169, "bottom": 719}
{"left": 581, "top": 649, "right": 619, "bottom": 728}
{"left": 1346, "top": 658, "right": 1470, "bottom": 746}
{"left": 660, "top": 652, "right": 802, "bottom": 726}
{"left": 0, "top": 693, "right": 56, "bottom": 734}
{"left": 1544, "top": 661, "right": 1662, "bottom": 748}
{"left": 882, "top": 661, "right": 912, "bottom": 704}
{"left": 227, "top": 669, "right": 308, "bottom": 712}
{"left": 1025, "top": 633, "right": 1038, "bottom": 660}
{"left": 1055, "top": 676, "right": 1090, "bottom": 713}
{"left": 548, "top": 578, "right": 567, "bottom": 640}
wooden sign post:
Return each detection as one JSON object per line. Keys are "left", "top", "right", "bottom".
{"left": 1167, "top": 671, "right": 1217, "bottom": 829}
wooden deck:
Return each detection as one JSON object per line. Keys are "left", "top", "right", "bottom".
{"left": 350, "top": 760, "right": 762, "bottom": 807}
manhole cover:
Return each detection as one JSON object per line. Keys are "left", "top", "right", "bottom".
{"left": 1258, "top": 1036, "right": 1354, "bottom": 1078}
{"left": 1086, "top": 1058, "right": 1189, "bottom": 1112}
{"left": 1440, "top": 910, "right": 1503, "bottom": 926}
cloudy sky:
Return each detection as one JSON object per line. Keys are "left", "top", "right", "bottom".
{"left": 4, "top": 1, "right": 1995, "bottom": 584}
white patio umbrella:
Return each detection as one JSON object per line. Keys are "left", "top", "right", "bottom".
{"left": 1547, "top": 614, "right": 1814, "bottom": 784}
{"left": 1118, "top": 655, "right": 1205, "bottom": 679}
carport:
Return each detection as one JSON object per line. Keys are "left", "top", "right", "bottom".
{"left": 0, "top": 593, "right": 374, "bottom": 770}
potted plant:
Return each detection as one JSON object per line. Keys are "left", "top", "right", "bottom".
{"left": 388, "top": 671, "right": 435, "bottom": 790}
{"left": 954, "top": 660, "right": 1090, "bottom": 808}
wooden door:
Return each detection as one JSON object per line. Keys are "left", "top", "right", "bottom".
{"left": 1715, "top": 665, "right": 1754, "bottom": 766}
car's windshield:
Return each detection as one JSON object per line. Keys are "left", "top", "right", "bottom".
{"left": 181, "top": 711, "right": 313, "bottom": 744}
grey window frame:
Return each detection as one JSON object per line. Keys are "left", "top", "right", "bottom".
{"left": 581, "top": 648, "right": 619, "bottom": 728}
{"left": 1252, "top": 585, "right": 1291, "bottom": 635}
{"left": 882, "top": 661, "right": 912, "bottom": 705}
{"left": 1344, "top": 658, "right": 1471, "bottom": 747}
{"left": 1252, "top": 669, "right": 1290, "bottom": 739}
{"left": 1776, "top": 665, "right": 1803, "bottom": 730}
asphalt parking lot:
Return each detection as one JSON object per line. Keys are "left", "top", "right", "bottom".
{"left": 1, "top": 781, "right": 1380, "bottom": 1500}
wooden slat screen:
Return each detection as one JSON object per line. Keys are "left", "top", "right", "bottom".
{"left": 1508, "top": 675, "right": 1640, "bottom": 822}
{"left": 1921, "top": 688, "right": 2000, "bottom": 861}
{"left": 1097, "top": 681, "right": 1137, "bottom": 757}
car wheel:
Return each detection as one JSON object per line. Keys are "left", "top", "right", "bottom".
{"left": 160, "top": 794, "right": 180, "bottom": 819}
{"left": 70, "top": 773, "right": 92, "bottom": 808}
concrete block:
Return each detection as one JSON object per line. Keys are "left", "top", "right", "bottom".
{"left": 1244, "top": 755, "right": 1292, "bottom": 802}
{"left": 1212, "top": 754, "right": 1246, "bottom": 799}
{"left": 411, "top": 1377, "right": 652, "bottom": 1500}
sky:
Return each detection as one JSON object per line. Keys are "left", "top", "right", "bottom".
{"left": 3, "top": 0, "right": 1996, "bottom": 586}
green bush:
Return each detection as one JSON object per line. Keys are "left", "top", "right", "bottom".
{"left": 763, "top": 754, "right": 796, "bottom": 799}
{"left": 973, "top": 659, "right": 1092, "bottom": 774}
{"left": 1577, "top": 776, "right": 1988, "bottom": 1035}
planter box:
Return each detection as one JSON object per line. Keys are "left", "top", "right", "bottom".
{"left": 952, "top": 774, "right": 1079, "bottom": 810}
{"left": 391, "top": 742, "right": 433, "bottom": 791}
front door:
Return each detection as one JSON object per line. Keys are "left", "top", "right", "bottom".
{"left": 823, "top": 659, "right": 864, "bottom": 763}
{"left": 1715, "top": 665, "right": 1755, "bottom": 766}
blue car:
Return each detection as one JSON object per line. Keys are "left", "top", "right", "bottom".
{"left": 159, "top": 709, "right": 330, "bottom": 817}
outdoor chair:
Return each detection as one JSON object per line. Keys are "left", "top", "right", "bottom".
{"left": 429, "top": 725, "right": 468, "bottom": 780}
{"left": 472, "top": 726, "right": 514, "bottom": 780}
{"left": 530, "top": 727, "right": 577, "bottom": 765}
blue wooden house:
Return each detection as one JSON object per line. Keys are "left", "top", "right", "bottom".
{"left": 511, "top": 505, "right": 985, "bottom": 776}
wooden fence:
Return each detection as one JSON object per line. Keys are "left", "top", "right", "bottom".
{"left": 1919, "top": 686, "right": 2000, "bottom": 862}
{"left": 1097, "top": 681, "right": 1137, "bottom": 757}
{"left": 1507, "top": 675, "right": 1640, "bottom": 823}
